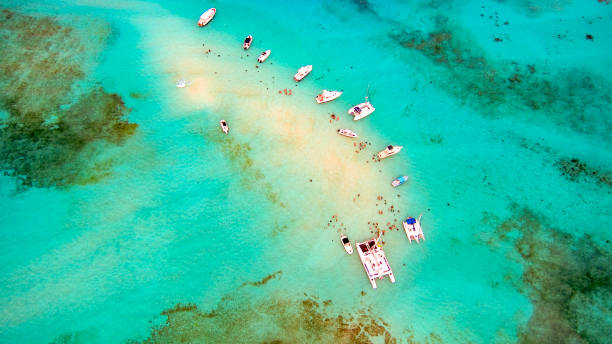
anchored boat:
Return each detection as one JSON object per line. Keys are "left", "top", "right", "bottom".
{"left": 348, "top": 102, "right": 375, "bottom": 121}
{"left": 257, "top": 50, "right": 271, "bottom": 63}
{"left": 219, "top": 120, "right": 229, "bottom": 134}
{"left": 377, "top": 145, "right": 403, "bottom": 159}
{"left": 175, "top": 80, "right": 191, "bottom": 88}
{"left": 293, "top": 65, "right": 312, "bottom": 81}
{"left": 391, "top": 175, "right": 408, "bottom": 187}
{"left": 403, "top": 215, "right": 425, "bottom": 243}
{"left": 340, "top": 234, "right": 353, "bottom": 254}
{"left": 243, "top": 35, "right": 253, "bottom": 50}
{"left": 198, "top": 8, "right": 216, "bottom": 27}
{"left": 337, "top": 129, "right": 358, "bottom": 138}
{"left": 356, "top": 238, "right": 395, "bottom": 289}
{"left": 316, "top": 90, "right": 342, "bottom": 103}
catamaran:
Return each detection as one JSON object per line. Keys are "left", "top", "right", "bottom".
{"left": 315, "top": 90, "right": 342, "bottom": 103}
{"left": 293, "top": 65, "right": 312, "bottom": 81}
{"left": 356, "top": 238, "right": 395, "bottom": 289}
{"left": 391, "top": 175, "right": 408, "bottom": 187}
{"left": 348, "top": 102, "right": 375, "bottom": 121}
{"left": 258, "top": 50, "right": 271, "bottom": 63}
{"left": 377, "top": 145, "right": 403, "bottom": 159}
{"left": 243, "top": 35, "right": 253, "bottom": 50}
{"left": 403, "top": 215, "right": 425, "bottom": 243}
{"left": 337, "top": 129, "right": 357, "bottom": 138}
{"left": 340, "top": 234, "right": 353, "bottom": 254}
{"left": 219, "top": 120, "right": 229, "bottom": 134}
{"left": 197, "top": 8, "right": 216, "bottom": 27}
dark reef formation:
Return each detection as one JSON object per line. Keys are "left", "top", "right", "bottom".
{"left": 201, "top": 128, "right": 284, "bottom": 208}
{"left": 134, "top": 294, "right": 397, "bottom": 344}
{"left": 389, "top": 15, "right": 612, "bottom": 138}
{"left": 482, "top": 204, "right": 612, "bottom": 343}
{"left": 0, "top": 9, "right": 137, "bottom": 189}
{"left": 557, "top": 158, "right": 612, "bottom": 187}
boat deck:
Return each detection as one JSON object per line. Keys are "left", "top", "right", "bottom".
{"left": 356, "top": 238, "right": 395, "bottom": 288}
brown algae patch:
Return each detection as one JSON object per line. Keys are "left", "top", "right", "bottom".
{"left": 0, "top": 9, "right": 137, "bottom": 188}
{"left": 483, "top": 205, "right": 612, "bottom": 343}
{"left": 389, "top": 16, "right": 612, "bottom": 137}
{"left": 557, "top": 157, "right": 612, "bottom": 187}
{"left": 239, "top": 270, "right": 283, "bottom": 288}
{"left": 138, "top": 294, "right": 397, "bottom": 344}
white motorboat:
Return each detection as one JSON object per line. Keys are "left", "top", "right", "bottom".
{"left": 356, "top": 238, "right": 395, "bottom": 289}
{"left": 315, "top": 90, "right": 342, "bottom": 104}
{"left": 293, "top": 65, "right": 312, "bottom": 82}
{"left": 243, "top": 35, "right": 253, "bottom": 50}
{"left": 377, "top": 145, "right": 403, "bottom": 159}
{"left": 198, "top": 8, "right": 216, "bottom": 27}
{"left": 337, "top": 129, "right": 358, "bottom": 138}
{"left": 391, "top": 175, "right": 408, "bottom": 187}
{"left": 340, "top": 234, "right": 353, "bottom": 254}
{"left": 219, "top": 120, "right": 229, "bottom": 134}
{"left": 403, "top": 215, "right": 425, "bottom": 243}
{"left": 175, "top": 80, "right": 191, "bottom": 88}
{"left": 348, "top": 102, "right": 375, "bottom": 121}
{"left": 258, "top": 50, "right": 271, "bottom": 63}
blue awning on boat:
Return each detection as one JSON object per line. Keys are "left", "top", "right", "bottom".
{"left": 406, "top": 218, "right": 416, "bottom": 224}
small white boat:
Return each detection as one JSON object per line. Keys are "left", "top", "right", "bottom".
{"left": 348, "top": 102, "right": 375, "bottom": 121}
{"left": 198, "top": 8, "right": 216, "bottom": 27}
{"left": 340, "top": 234, "right": 353, "bottom": 254}
{"left": 293, "top": 65, "right": 312, "bottom": 82}
{"left": 175, "top": 80, "right": 191, "bottom": 88}
{"left": 219, "top": 120, "right": 229, "bottom": 134}
{"left": 257, "top": 50, "right": 271, "bottom": 63}
{"left": 377, "top": 145, "right": 403, "bottom": 159}
{"left": 356, "top": 238, "right": 395, "bottom": 289}
{"left": 391, "top": 175, "right": 408, "bottom": 187}
{"left": 316, "top": 90, "right": 342, "bottom": 104}
{"left": 337, "top": 129, "right": 358, "bottom": 138}
{"left": 403, "top": 215, "right": 425, "bottom": 243}
{"left": 243, "top": 35, "right": 253, "bottom": 50}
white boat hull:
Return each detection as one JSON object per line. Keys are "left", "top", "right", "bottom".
{"left": 219, "top": 120, "right": 229, "bottom": 135}
{"left": 258, "top": 50, "right": 271, "bottom": 63}
{"left": 243, "top": 35, "right": 252, "bottom": 50}
{"left": 377, "top": 146, "right": 403, "bottom": 159}
{"left": 356, "top": 238, "right": 395, "bottom": 289}
{"left": 316, "top": 90, "right": 342, "bottom": 103}
{"left": 340, "top": 235, "right": 353, "bottom": 254}
{"left": 348, "top": 102, "right": 375, "bottom": 121}
{"left": 198, "top": 8, "right": 216, "bottom": 27}
{"left": 337, "top": 129, "right": 357, "bottom": 138}
{"left": 293, "top": 65, "right": 312, "bottom": 82}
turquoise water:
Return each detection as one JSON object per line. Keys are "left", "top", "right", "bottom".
{"left": 1, "top": 0, "right": 611, "bottom": 343}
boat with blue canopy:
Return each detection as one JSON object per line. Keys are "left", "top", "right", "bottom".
{"left": 392, "top": 175, "right": 408, "bottom": 187}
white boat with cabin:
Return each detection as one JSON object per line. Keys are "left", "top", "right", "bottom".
{"left": 293, "top": 65, "right": 312, "bottom": 82}
{"left": 258, "top": 50, "right": 271, "bottom": 63}
{"left": 356, "top": 238, "right": 395, "bottom": 289}
{"left": 337, "top": 129, "right": 357, "bottom": 138}
{"left": 348, "top": 102, "right": 375, "bottom": 121}
{"left": 377, "top": 145, "right": 402, "bottom": 159}
{"left": 198, "top": 8, "right": 216, "bottom": 27}
{"left": 219, "top": 120, "right": 229, "bottom": 134}
{"left": 403, "top": 215, "right": 425, "bottom": 243}
{"left": 243, "top": 35, "right": 253, "bottom": 50}
{"left": 316, "top": 90, "right": 342, "bottom": 103}
{"left": 340, "top": 234, "right": 353, "bottom": 254}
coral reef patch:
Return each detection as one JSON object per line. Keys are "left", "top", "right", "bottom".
{"left": 136, "top": 293, "right": 397, "bottom": 344}
{"left": 0, "top": 9, "right": 137, "bottom": 189}
{"left": 389, "top": 15, "right": 612, "bottom": 138}
{"left": 482, "top": 204, "right": 612, "bottom": 343}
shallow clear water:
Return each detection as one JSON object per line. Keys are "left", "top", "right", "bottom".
{"left": 1, "top": 0, "right": 611, "bottom": 343}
